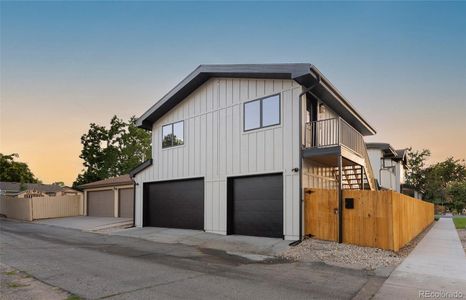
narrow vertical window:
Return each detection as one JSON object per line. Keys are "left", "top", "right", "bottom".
{"left": 262, "top": 95, "right": 280, "bottom": 127}
{"left": 244, "top": 100, "right": 261, "bottom": 131}
{"left": 173, "top": 121, "right": 184, "bottom": 146}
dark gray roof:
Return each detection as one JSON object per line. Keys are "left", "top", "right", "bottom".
{"left": 366, "top": 143, "right": 408, "bottom": 165}
{"left": 366, "top": 142, "right": 397, "bottom": 157}
{"left": 395, "top": 149, "right": 407, "bottom": 158}
{"left": 78, "top": 174, "right": 134, "bottom": 189}
{"left": 393, "top": 149, "right": 408, "bottom": 164}
{"left": 0, "top": 182, "right": 21, "bottom": 192}
{"left": 129, "top": 159, "right": 152, "bottom": 178}
{"left": 136, "top": 64, "right": 376, "bottom": 136}
{"left": 0, "top": 182, "right": 68, "bottom": 193}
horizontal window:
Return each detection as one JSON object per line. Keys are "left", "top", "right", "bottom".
{"left": 162, "top": 121, "right": 184, "bottom": 148}
{"left": 244, "top": 94, "right": 280, "bottom": 131}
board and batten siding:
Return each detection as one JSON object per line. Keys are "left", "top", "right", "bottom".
{"left": 134, "top": 78, "right": 303, "bottom": 240}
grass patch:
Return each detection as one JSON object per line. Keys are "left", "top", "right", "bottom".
{"left": 4, "top": 271, "right": 16, "bottom": 276}
{"left": 453, "top": 217, "right": 466, "bottom": 229}
{"left": 66, "top": 295, "right": 82, "bottom": 300}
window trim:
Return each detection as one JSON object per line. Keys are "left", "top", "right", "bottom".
{"left": 161, "top": 120, "right": 184, "bottom": 149}
{"left": 243, "top": 93, "right": 281, "bottom": 132}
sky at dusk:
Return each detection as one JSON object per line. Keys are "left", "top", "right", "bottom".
{"left": 1, "top": 1, "right": 465, "bottom": 185}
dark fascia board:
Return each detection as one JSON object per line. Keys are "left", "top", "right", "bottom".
{"left": 136, "top": 64, "right": 376, "bottom": 136}
{"left": 306, "top": 66, "right": 376, "bottom": 136}
{"left": 129, "top": 159, "right": 153, "bottom": 178}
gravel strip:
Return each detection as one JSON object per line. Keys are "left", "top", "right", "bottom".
{"left": 282, "top": 238, "right": 402, "bottom": 270}
{"left": 282, "top": 222, "right": 434, "bottom": 271}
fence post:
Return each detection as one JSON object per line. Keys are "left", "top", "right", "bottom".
{"left": 28, "top": 197, "right": 33, "bottom": 221}
{"left": 338, "top": 155, "right": 343, "bottom": 243}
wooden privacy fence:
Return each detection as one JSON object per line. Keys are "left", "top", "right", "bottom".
{"left": 0, "top": 195, "right": 83, "bottom": 221}
{"left": 304, "top": 189, "right": 434, "bottom": 251}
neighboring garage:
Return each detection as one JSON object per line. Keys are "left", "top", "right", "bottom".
{"left": 79, "top": 175, "right": 134, "bottom": 218}
{"left": 143, "top": 178, "right": 204, "bottom": 230}
{"left": 87, "top": 190, "right": 114, "bottom": 217}
{"left": 227, "top": 174, "right": 283, "bottom": 238}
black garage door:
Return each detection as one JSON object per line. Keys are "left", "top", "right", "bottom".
{"left": 143, "top": 178, "right": 204, "bottom": 230}
{"left": 227, "top": 174, "right": 283, "bottom": 238}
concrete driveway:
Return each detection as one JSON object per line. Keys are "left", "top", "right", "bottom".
{"left": 111, "top": 227, "right": 290, "bottom": 258}
{"left": 35, "top": 216, "right": 132, "bottom": 231}
{"left": 1, "top": 219, "right": 379, "bottom": 299}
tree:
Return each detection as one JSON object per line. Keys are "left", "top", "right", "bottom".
{"left": 405, "top": 149, "right": 466, "bottom": 207}
{"left": 117, "top": 116, "right": 152, "bottom": 175}
{"left": 405, "top": 148, "right": 431, "bottom": 194}
{"left": 0, "top": 153, "right": 40, "bottom": 183}
{"left": 424, "top": 158, "right": 466, "bottom": 205}
{"left": 73, "top": 116, "right": 151, "bottom": 187}
{"left": 448, "top": 181, "right": 466, "bottom": 213}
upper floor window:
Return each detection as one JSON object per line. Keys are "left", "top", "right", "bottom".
{"left": 162, "top": 121, "right": 184, "bottom": 148}
{"left": 244, "top": 94, "right": 280, "bottom": 131}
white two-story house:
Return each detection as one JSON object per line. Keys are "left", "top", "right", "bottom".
{"left": 131, "top": 64, "right": 377, "bottom": 241}
{"left": 366, "top": 143, "right": 406, "bottom": 192}
{"left": 366, "top": 143, "right": 422, "bottom": 199}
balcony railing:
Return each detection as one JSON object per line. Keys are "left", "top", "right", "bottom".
{"left": 304, "top": 117, "right": 376, "bottom": 189}
{"left": 305, "top": 118, "right": 365, "bottom": 154}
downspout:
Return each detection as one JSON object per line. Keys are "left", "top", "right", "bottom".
{"left": 289, "top": 73, "right": 321, "bottom": 247}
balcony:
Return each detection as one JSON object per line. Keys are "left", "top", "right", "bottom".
{"left": 305, "top": 117, "right": 368, "bottom": 156}
{"left": 304, "top": 117, "right": 376, "bottom": 190}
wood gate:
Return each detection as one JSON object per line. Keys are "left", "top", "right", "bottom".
{"left": 304, "top": 188, "right": 434, "bottom": 251}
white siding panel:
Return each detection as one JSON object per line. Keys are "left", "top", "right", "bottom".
{"left": 256, "top": 131, "right": 265, "bottom": 172}
{"left": 205, "top": 181, "right": 213, "bottom": 231}
{"left": 134, "top": 78, "right": 302, "bottom": 239}
{"left": 264, "top": 130, "right": 274, "bottom": 171}
{"left": 226, "top": 107, "right": 233, "bottom": 174}
{"left": 212, "top": 180, "right": 219, "bottom": 231}
{"left": 219, "top": 109, "right": 227, "bottom": 176}
{"left": 274, "top": 128, "right": 283, "bottom": 170}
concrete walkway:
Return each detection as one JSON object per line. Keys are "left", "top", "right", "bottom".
{"left": 111, "top": 227, "right": 290, "bottom": 258}
{"left": 35, "top": 216, "right": 132, "bottom": 231}
{"left": 375, "top": 218, "right": 466, "bottom": 299}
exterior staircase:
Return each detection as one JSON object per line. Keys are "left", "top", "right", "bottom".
{"left": 333, "top": 165, "right": 372, "bottom": 190}
{"left": 305, "top": 117, "right": 378, "bottom": 190}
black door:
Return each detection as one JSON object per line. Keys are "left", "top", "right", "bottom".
{"left": 227, "top": 174, "right": 283, "bottom": 238}
{"left": 143, "top": 178, "right": 204, "bottom": 230}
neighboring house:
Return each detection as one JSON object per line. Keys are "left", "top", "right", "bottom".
{"left": 131, "top": 64, "right": 377, "bottom": 241}
{"left": 400, "top": 184, "right": 423, "bottom": 200}
{"left": 79, "top": 175, "right": 134, "bottom": 218}
{"left": 366, "top": 143, "right": 406, "bottom": 192}
{"left": 366, "top": 143, "right": 422, "bottom": 199}
{"left": 0, "top": 182, "right": 81, "bottom": 198}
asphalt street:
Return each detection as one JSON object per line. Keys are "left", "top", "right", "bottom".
{"left": 0, "top": 219, "right": 380, "bottom": 299}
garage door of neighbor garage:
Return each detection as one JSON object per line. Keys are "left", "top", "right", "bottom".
{"left": 143, "top": 178, "right": 204, "bottom": 230}
{"left": 228, "top": 174, "right": 283, "bottom": 238}
{"left": 87, "top": 190, "right": 114, "bottom": 217}
{"left": 118, "top": 188, "right": 134, "bottom": 218}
